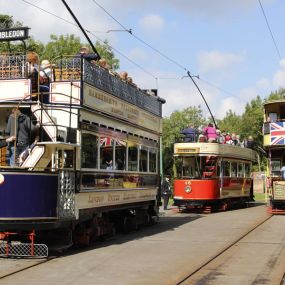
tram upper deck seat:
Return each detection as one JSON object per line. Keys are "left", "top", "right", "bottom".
{"left": 53, "top": 67, "right": 81, "bottom": 81}
{"left": 0, "top": 66, "right": 22, "bottom": 79}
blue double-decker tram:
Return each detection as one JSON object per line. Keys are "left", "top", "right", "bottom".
{"left": 0, "top": 28, "right": 164, "bottom": 257}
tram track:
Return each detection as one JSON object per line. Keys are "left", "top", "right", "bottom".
{"left": 176, "top": 214, "right": 275, "bottom": 285}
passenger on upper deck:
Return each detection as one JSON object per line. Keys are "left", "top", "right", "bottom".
{"left": 203, "top": 123, "right": 217, "bottom": 143}
{"left": 40, "top": 59, "right": 52, "bottom": 86}
{"left": 180, "top": 124, "right": 197, "bottom": 142}
{"left": 119, "top": 71, "right": 128, "bottom": 81}
{"left": 244, "top": 136, "right": 256, "bottom": 149}
{"left": 78, "top": 46, "right": 99, "bottom": 63}
{"left": 26, "top": 51, "right": 39, "bottom": 94}
{"left": 216, "top": 129, "right": 225, "bottom": 144}
{"left": 26, "top": 52, "right": 49, "bottom": 98}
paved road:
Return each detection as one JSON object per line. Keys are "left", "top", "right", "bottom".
{"left": 0, "top": 205, "right": 281, "bottom": 285}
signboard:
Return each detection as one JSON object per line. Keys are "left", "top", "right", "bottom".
{"left": 83, "top": 83, "right": 162, "bottom": 133}
{"left": 0, "top": 27, "right": 29, "bottom": 42}
{"left": 273, "top": 181, "right": 285, "bottom": 200}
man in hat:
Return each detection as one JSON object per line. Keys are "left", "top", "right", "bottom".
{"left": 78, "top": 46, "right": 99, "bottom": 63}
{"left": 162, "top": 177, "right": 172, "bottom": 210}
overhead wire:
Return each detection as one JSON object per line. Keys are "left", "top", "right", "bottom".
{"left": 258, "top": 0, "right": 282, "bottom": 61}
{"left": 90, "top": 0, "right": 245, "bottom": 104}
{"left": 20, "top": 0, "right": 246, "bottom": 105}
{"left": 19, "top": 0, "right": 157, "bottom": 79}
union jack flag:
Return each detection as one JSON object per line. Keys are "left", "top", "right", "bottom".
{"left": 270, "top": 122, "right": 285, "bottom": 145}
{"left": 100, "top": 137, "right": 126, "bottom": 147}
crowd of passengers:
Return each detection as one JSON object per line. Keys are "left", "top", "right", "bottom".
{"left": 23, "top": 46, "right": 156, "bottom": 99}
{"left": 180, "top": 123, "right": 255, "bottom": 149}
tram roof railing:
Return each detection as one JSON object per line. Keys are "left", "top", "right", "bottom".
{"left": 0, "top": 53, "right": 26, "bottom": 79}
{"left": 174, "top": 142, "right": 258, "bottom": 162}
{"left": 52, "top": 55, "right": 164, "bottom": 117}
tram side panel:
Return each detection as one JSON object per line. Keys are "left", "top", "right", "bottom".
{"left": 0, "top": 173, "right": 58, "bottom": 224}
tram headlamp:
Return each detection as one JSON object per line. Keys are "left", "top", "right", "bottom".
{"left": 185, "top": 185, "right": 191, "bottom": 193}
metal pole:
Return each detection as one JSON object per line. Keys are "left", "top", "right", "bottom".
{"left": 186, "top": 71, "right": 218, "bottom": 129}
{"left": 61, "top": 0, "right": 101, "bottom": 59}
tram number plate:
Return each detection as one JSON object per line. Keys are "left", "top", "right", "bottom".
{"left": 273, "top": 182, "right": 285, "bottom": 200}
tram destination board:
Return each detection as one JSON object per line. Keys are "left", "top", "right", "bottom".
{"left": 0, "top": 27, "right": 29, "bottom": 42}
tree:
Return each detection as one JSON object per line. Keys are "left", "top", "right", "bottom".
{"left": 41, "top": 35, "right": 119, "bottom": 70}
{"left": 0, "top": 14, "right": 120, "bottom": 69}
{"left": 0, "top": 14, "right": 43, "bottom": 54}
{"left": 41, "top": 34, "right": 82, "bottom": 61}
{"left": 217, "top": 110, "right": 242, "bottom": 135}
{"left": 240, "top": 96, "right": 264, "bottom": 145}
{"left": 162, "top": 106, "right": 206, "bottom": 176}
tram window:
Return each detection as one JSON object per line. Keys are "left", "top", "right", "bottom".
{"left": 149, "top": 148, "right": 157, "bottom": 173}
{"left": 231, "top": 162, "right": 237, "bottom": 177}
{"left": 222, "top": 161, "right": 230, "bottom": 177}
{"left": 271, "top": 160, "right": 281, "bottom": 177}
{"left": 115, "top": 139, "right": 126, "bottom": 170}
{"left": 139, "top": 145, "right": 148, "bottom": 172}
{"left": 100, "top": 136, "right": 114, "bottom": 169}
{"left": 81, "top": 133, "right": 98, "bottom": 168}
{"left": 245, "top": 163, "right": 251, "bottom": 177}
{"left": 128, "top": 143, "right": 138, "bottom": 171}
{"left": 182, "top": 157, "right": 197, "bottom": 178}
{"left": 268, "top": 112, "right": 277, "bottom": 122}
{"left": 237, "top": 163, "right": 244, "bottom": 177}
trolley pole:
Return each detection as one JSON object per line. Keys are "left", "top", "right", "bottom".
{"left": 186, "top": 71, "right": 218, "bottom": 129}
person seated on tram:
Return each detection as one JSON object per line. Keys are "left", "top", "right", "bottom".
{"left": 77, "top": 46, "right": 99, "bottom": 63}
{"left": 26, "top": 52, "right": 50, "bottom": 100}
{"left": 216, "top": 129, "right": 225, "bottom": 144}
{"left": 119, "top": 71, "right": 128, "bottom": 81}
{"left": 224, "top": 132, "right": 232, "bottom": 144}
{"left": 26, "top": 51, "right": 39, "bottom": 94}
{"left": 180, "top": 124, "right": 197, "bottom": 142}
{"left": 203, "top": 123, "right": 217, "bottom": 143}
{"left": 244, "top": 136, "right": 256, "bottom": 149}
{"left": 127, "top": 76, "right": 137, "bottom": 88}
{"left": 230, "top": 133, "right": 240, "bottom": 146}
{"left": 40, "top": 59, "right": 53, "bottom": 86}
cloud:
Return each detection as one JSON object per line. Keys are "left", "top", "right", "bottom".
{"left": 139, "top": 14, "right": 165, "bottom": 32}
{"left": 216, "top": 97, "right": 246, "bottom": 118}
{"left": 272, "top": 59, "right": 285, "bottom": 89}
{"left": 128, "top": 47, "right": 147, "bottom": 61}
{"left": 197, "top": 50, "right": 245, "bottom": 74}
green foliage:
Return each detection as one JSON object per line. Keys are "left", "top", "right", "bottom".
{"left": 240, "top": 96, "right": 264, "bottom": 144}
{"left": 41, "top": 34, "right": 82, "bottom": 61}
{"left": 95, "top": 40, "right": 119, "bottom": 70}
{"left": 217, "top": 110, "right": 242, "bottom": 134}
{"left": 162, "top": 106, "right": 206, "bottom": 176}
{"left": 266, "top": 88, "right": 285, "bottom": 101}
{"left": 0, "top": 14, "right": 120, "bottom": 69}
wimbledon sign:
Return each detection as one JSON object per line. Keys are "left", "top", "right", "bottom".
{"left": 0, "top": 27, "right": 29, "bottom": 42}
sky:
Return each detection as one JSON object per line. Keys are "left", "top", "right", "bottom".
{"left": 1, "top": 0, "right": 285, "bottom": 119}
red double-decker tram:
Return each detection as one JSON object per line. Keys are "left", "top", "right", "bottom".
{"left": 173, "top": 142, "right": 258, "bottom": 213}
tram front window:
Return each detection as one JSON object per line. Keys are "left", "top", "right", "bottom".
{"left": 180, "top": 157, "right": 200, "bottom": 178}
